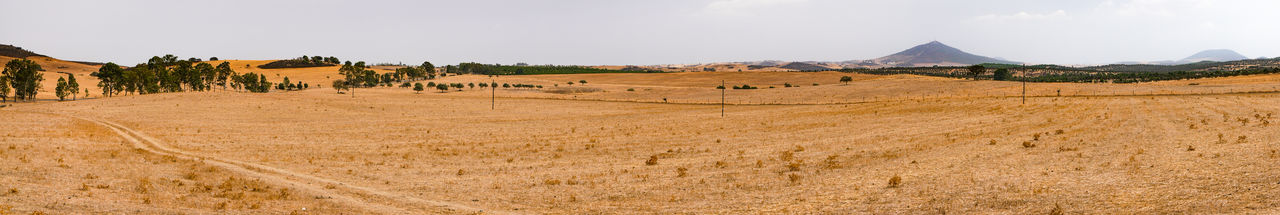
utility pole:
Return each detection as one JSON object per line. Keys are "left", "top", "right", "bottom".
{"left": 491, "top": 75, "right": 496, "bottom": 110}
{"left": 1021, "top": 64, "right": 1026, "bottom": 105}
{"left": 721, "top": 80, "right": 725, "bottom": 117}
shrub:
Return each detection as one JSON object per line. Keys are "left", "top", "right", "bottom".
{"left": 645, "top": 155, "right": 658, "bottom": 165}
{"left": 822, "top": 155, "right": 841, "bottom": 169}
{"left": 887, "top": 175, "right": 902, "bottom": 188}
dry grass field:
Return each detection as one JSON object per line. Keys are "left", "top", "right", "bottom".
{"left": 4, "top": 70, "right": 1280, "bottom": 214}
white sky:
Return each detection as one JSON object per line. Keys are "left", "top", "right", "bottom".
{"left": 1, "top": 0, "right": 1276, "bottom": 65}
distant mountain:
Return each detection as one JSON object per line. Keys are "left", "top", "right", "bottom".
{"left": 868, "top": 41, "right": 1019, "bottom": 67}
{"left": 1117, "top": 49, "right": 1249, "bottom": 65}
{"left": 1180, "top": 49, "right": 1247, "bottom": 63}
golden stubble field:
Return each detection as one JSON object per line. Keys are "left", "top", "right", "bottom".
{"left": 3, "top": 71, "right": 1280, "bottom": 214}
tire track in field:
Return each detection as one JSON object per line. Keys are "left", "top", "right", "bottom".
{"left": 54, "top": 112, "right": 506, "bottom": 214}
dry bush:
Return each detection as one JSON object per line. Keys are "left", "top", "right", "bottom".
{"left": 1237, "top": 136, "right": 1248, "bottom": 144}
{"left": 676, "top": 167, "right": 688, "bottom": 177}
{"left": 1057, "top": 146, "right": 1078, "bottom": 152}
{"left": 544, "top": 179, "right": 561, "bottom": 186}
{"left": 888, "top": 175, "right": 902, "bottom": 188}
{"left": 989, "top": 140, "right": 997, "bottom": 145}
{"left": 822, "top": 155, "right": 841, "bottom": 169}
{"left": 714, "top": 161, "right": 728, "bottom": 168}
{"left": 1049, "top": 203, "right": 1064, "bottom": 215}
{"left": 136, "top": 177, "right": 152, "bottom": 194}
{"left": 786, "top": 160, "right": 804, "bottom": 172}
{"left": 1054, "top": 129, "right": 1064, "bottom": 135}
{"left": 1033, "top": 133, "right": 1041, "bottom": 141}
{"left": 1023, "top": 141, "right": 1036, "bottom": 148}
{"left": 787, "top": 174, "right": 802, "bottom": 184}
{"left": 645, "top": 155, "right": 658, "bottom": 166}
{"left": 779, "top": 151, "right": 795, "bottom": 162}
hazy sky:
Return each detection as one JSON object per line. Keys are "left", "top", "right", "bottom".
{"left": 2, "top": 0, "right": 1277, "bottom": 65}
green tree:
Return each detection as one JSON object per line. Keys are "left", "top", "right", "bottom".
{"left": 194, "top": 62, "right": 215, "bottom": 91}
{"left": 966, "top": 65, "right": 986, "bottom": 80}
{"left": 215, "top": 61, "right": 233, "bottom": 89}
{"left": 420, "top": 61, "right": 435, "bottom": 76}
{"left": 579, "top": 80, "right": 587, "bottom": 84}
{"left": 413, "top": 83, "right": 424, "bottom": 93}
{"left": 338, "top": 61, "right": 368, "bottom": 96}
{"left": 66, "top": 74, "right": 79, "bottom": 100}
{"left": 993, "top": 68, "right": 1012, "bottom": 81}
{"left": 3, "top": 59, "right": 44, "bottom": 101}
{"left": 56, "top": 77, "right": 68, "bottom": 101}
{"left": 0, "top": 75, "right": 9, "bottom": 102}
{"left": 257, "top": 74, "right": 270, "bottom": 92}
{"left": 332, "top": 79, "right": 349, "bottom": 94}
{"left": 436, "top": 83, "right": 449, "bottom": 92}
{"left": 839, "top": 76, "right": 853, "bottom": 85}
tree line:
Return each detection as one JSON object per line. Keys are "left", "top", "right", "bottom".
{"left": 257, "top": 55, "right": 341, "bottom": 69}
{"left": 92, "top": 54, "right": 274, "bottom": 96}
{"left": 450, "top": 63, "right": 644, "bottom": 75}
{"left": 333, "top": 61, "right": 436, "bottom": 94}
